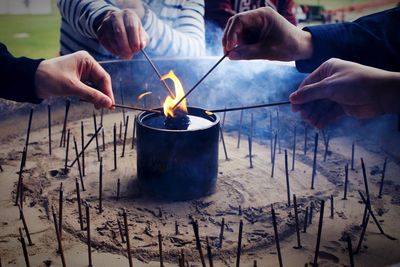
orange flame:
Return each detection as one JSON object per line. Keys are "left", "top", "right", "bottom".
{"left": 161, "top": 70, "right": 187, "bottom": 117}
{"left": 137, "top": 91, "right": 152, "bottom": 101}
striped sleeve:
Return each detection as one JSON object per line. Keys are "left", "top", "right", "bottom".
{"left": 57, "top": 0, "right": 120, "bottom": 39}
{"left": 142, "top": 0, "right": 205, "bottom": 57}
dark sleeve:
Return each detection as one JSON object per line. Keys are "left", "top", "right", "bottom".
{"left": 296, "top": 7, "right": 400, "bottom": 73}
{"left": 0, "top": 43, "right": 44, "bottom": 103}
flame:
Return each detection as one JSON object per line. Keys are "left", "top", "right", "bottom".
{"left": 205, "top": 111, "right": 214, "bottom": 116}
{"left": 161, "top": 70, "right": 187, "bottom": 117}
{"left": 137, "top": 91, "right": 152, "bottom": 101}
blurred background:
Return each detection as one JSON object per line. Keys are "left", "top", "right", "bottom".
{"left": 0, "top": 0, "right": 398, "bottom": 59}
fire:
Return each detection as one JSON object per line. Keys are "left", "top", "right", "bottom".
{"left": 161, "top": 70, "right": 188, "bottom": 118}
{"left": 137, "top": 91, "right": 152, "bottom": 101}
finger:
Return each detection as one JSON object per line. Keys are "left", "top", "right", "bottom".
{"left": 222, "top": 17, "right": 233, "bottom": 52}
{"left": 124, "top": 10, "right": 140, "bottom": 54}
{"left": 112, "top": 13, "right": 132, "bottom": 58}
{"left": 140, "top": 27, "right": 149, "bottom": 49}
{"left": 225, "top": 15, "right": 243, "bottom": 51}
{"left": 74, "top": 82, "right": 113, "bottom": 109}
{"left": 228, "top": 43, "right": 265, "bottom": 60}
{"left": 298, "top": 64, "right": 326, "bottom": 88}
{"left": 87, "top": 61, "right": 115, "bottom": 109}
{"left": 290, "top": 80, "right": 330, "bottom": 105}
{"left": 315, "top": 104, "right": 344, "bottom": 128}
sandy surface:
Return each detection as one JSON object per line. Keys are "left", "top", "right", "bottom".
{"left": 1, "top": 104, "right": 400, "bottom": 267}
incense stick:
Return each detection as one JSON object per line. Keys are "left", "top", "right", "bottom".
{"left": 69, "top": 126, "right": 103, "bottom": 167}
{"left": 291, "top": 126, "right": 297, "bottom": 171}
{"left": 15, "top": 147, "right": 26, "bottom": 206}
{"left": 271, "top": 204, "right": 283, "bottom": 267}
{"left": 206, "top": 236, "right": 214, "bottom": 267}
{"left": 52, "top": 206, "right": 66, "bottom": 267}
{"left": 64, "top": 129, "right": 70, "bottom": 171}
{"left": 343, "top": 164, "right": 349, "bottom": 200}
{"left": 114, "top": 103, "right": 161, "bottom": 113}
{"left": 19, "top": 227, "right": 31, "bottom": 267}
{"left": 355, "top": 212, "right": 369, "bottom": 254}
{"left": 81, "top": 121, "right": 85, "bottom": 177}
{"left": 248, "top": 135, "right": 253, "bottom": 168}
{"left": 323, "top": 134, "right": 330, "bottom": 162}
{"left": 117, "top": 219, "right": 126, "bottom": 243}
{"left": 330, "top": 195, "right": 334, "bottom": 218}
{"left": 172, "top": 52, "right": 230, "bottom": 110}
{"left": 237, "top": 110, "right": 244, "bottom": 149}
{"left": 309, "top": 202, "right": 314, "bottom": 225}
{"left": 113, "top": 123, "right": 117, "bottom": 170}
{"left": 121, "top": 115, "right": 129, "bottom": 157}
{"left": 313, "top": 200, "right": 325, "bottom": 267}
{"left": 93, "top": 112, "right": 100, "bottom": 162}
{"left": 277, "top": 109, "right": 281, "bottom": 154}
{"left": 271, "top": 133, "right": 277, "bottom": 178}
{"left": 378, "top": 157, "right": 388, "bottom": 198}
{"left": 140, "top": 48, "right": 175, "bottom": 98}
{"left": 175, "top": 221, "right": 179, "bottom": 235}
{"left": 102, "top": 128, "right": 105, "bottom": 151}
{"left": 60, "top": 100, "right": 70, "bottom": 148}
{"left": 74, "top": 137, "right": 85, "bottom": 191}
{"left": 86, "top": 204, "right": 93, "bottom": 267}
{"left": 99, "top": 157, "right": 103, "bottom": 213}
{"left": 284, "top": 150, "right": 291, "bottom": 206}
{"left": 123, "top": 209, "right": 133, "bottom": 267}
{"left": 75, "top": 178, "right": 84, "bottom": 230}
{"left": 48, "top": 105, "right": 52, "bottom": 155}
{"left": 304, "top": 125, "right": 308, "bottom": 155}
{"left": 219, "top": 217, "right": 225, "bottom": 249}
{"left": 18, "top": 205, "right": 33, "bottom": 246}
{"left": 117, "top": 178, "right": 121, "bottom": 200}
{"left": 351, "top": 142, "right": 355, "bottom": 170}
{"left": 209, "top": 101, "right": 291, "bottom": 113}
{"left": 158, "top": 231, "right": 164, "bottom": 267}
{"left": 192, "top": 220, "right": 206, "bottom": 267}
{"left": 59, "top": 183, "right": 63, "bottom": 239}
{"left": 347, "top": 235, "right": 355, "bottom": 267}
{"left": 219, "top": 127, "right": 229, "bottom": 161}
{"left": 119, "top": 121, "right": 122, "bottom": 141}
{"left": 311, "top": 133, "right": 319, "bottom": 189}
{"left": 131, "top": 116, "right": 137, "bottom": 150}
{"left": 293, "top": 194, "right": 302, "bottom": 248}
{"left": 303, "top": 207, "right": 309, "bottom": 233}
{"left": 25, "top": 109, "right": 33, "bottom": 156}
{"left": 236, "top": 219, "right": 243, "bottom": 267}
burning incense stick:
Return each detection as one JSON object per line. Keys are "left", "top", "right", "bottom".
{"left": 219, "top": 127, "right": 229, "bottom": 161}
{"left": 114, "top": 103, "right": 161, "bottom": 113}
{"left": 64, "top": 129, "right": 70, "bottom": 171}
{"left": 81, "top": 121, "right": 85, "bottom": 177}
{"left": 311, "top": 133, "right": 319, "bottom": 189}
{"left": 117, "top": 219, "right": 125, "bottom": 243}
{"left": 303, "top": 207, "right": 309, "bottom": 233}
{"left": 25, "top": 108, "right": 33, "bottom": 156}
{"left": 284, "top": 150, "right": 291, "bottom": 206}
{"left": 351, "top": 142, "right": 355, "bottom": 170}
{"left": 19, "top": 227, "right": 31, "bottom": 267}
{"left": 347, "top": 235, "right": 355, "bottom": 267}
{"left": 93, "top": 112, "right": 101, "bottom": 162}
{"left": 330, "top": 195, "right": 334, "bottom": 219}
{"left": 15, "top": 147, "right": 26, "bottom": 206}
{"left": 343, "top": 164, "right": 349, "bottom": 200}
{"left": 248, "top": 135, "right": 253, "bottom": 168}
{"left": 60, "top": 100, "right": 70, "bottom": 148}
{"left": 271, "top": 205, "right": 283, "bottom": 267}
{"left": 293, "top": 194, "right": 302, "bottom": 248}
{"left": 69, "top": 126, "right": 103, "bottom": 167}
{"left": 304, "top": 125, "right": 308, "bottom": 155}
{"left": 86, "top": 204, "right": 93, "bottom": 267}
{"left": 172, "top": 51, "right": 231, "bottom": 110}
{"left": 313, "top": 200, "right": 325, "bottom": 267}
{"left": 123, "top": 209, "right": 133, "bottom": 267}
{"left": 48, "top": 105, "right": 52, "bottom": 155}
{"left": 219, "top": 217, "right": 225, "bottom": 249}
{"left": 131, "top": 116, "right": 137, "bottom": 150}
{"left": 113, "top": 123, "right": 117, "bottom": 170}
{"left": 291, "top": 126, "right": 297, "bottom": 171}
{"left": 52, "top": 206, "right": 66, "bottom": 267}
{"left": 237, "top": 110, "right": 244, "bottom": 149}
{"left": 271, "top": 133, "right": 277, "bottom": 178}
{"left": 74, "top": 137, "right": 85, "bottom": 191}
{"left": 75, "top": 178, "right": 84, "bottom": 230}
{"left": 102, "top": 128, "right": 105, "bottom": 151}
{"left": 209, "top": 101, "right": 291, "bottom": 113}
{"left": 121, "top": 115, "right": 129, "bottom": 157}
{"left": 140, "top": 48, "right": 175, "bottom": 98}
{"left": 117, "top": 178, "right": 121, "bottom": 200}
{"left": 206, "top": 236, "right": 214, "bottom": 267}
{"left": 378, "top": 157, "right": 388, "bottom": 198}
{"left": 59, "top": 183, "right": 63, "bottom": 239}
{"left": 236, "top": 220, "right": 243, "bottom": 267}
{"left": 99, "top": 157, "right": 103, "bottom": 213}
{"left": 158, "top": 231, "right": 164, "bottom": 267}
{"left": 18, "top": 205, "right": 33, "bottom": 246}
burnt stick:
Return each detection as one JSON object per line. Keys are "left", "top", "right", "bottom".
{"left": 69, "top": 125, "right": 103, "bottom": 167}
{"left": 140, "top": 48, "right": 175, "bottom": 97}
{"left": 293, "top": 194, "right": 302, "bottom": 248}
{"left": 86, "top": 204, "right": 93, "bottom": 267}
{"left": 172, "top": 51, "right": 231, "bottom": 110}
{"left": 131, "top": 116, "right": 137, "bottom": 150}
{"left": 99, "top": 157, "right": 103, "bottom": 213}
{"left": 271, "top": 205, "right": 283, "bottom": 267}
{"left": 237, "top": 110, "right": 244, "bottom": 149}
{"left": 59, "top": 100, "right": 70, "bottom": 148}
{"left": 25, "top": 108, "right": 33, "bottom": 156}
{"left": 81, "top": 121, "right": 85, "bottom": 176}
{"left": 343, "top": 164, "right": 349, "bottom": 200}
{"left": 219, "top": 127, "right": 229, "bottom": 161}
{"left": 351, "top": 142, "right": 355, "bottom": 170}
{"left": 323, "top": 134, "right": 330, "bottom": 162}
{"left": 192, "top": 220, "right": 206, "bottom": 267}
{"left": 313, "top": 200, "right": 325, "bottom": 267}
{"left": 59, "top": 183, "right": 63, "bottom": 238}
{"left": 117, "top": 219, "right": 126, "bottom": 243}
{"left": 117, "top": 178, "right": 121, "bottom": 200}
{"left": 304, "top": 125, "right": 308, "bottom": 155}
{"left": 93, "top": 112, "right": 100, "bottom": 162}
{"left": 303, "top": 207, "right": 309, "bottom": 233}
{"left": 15, "top": 147, "right": 26, "bottom": 206}
{"left": 291, "top": 125, "right": 297, "bottom": 171}
{"left": 311, "top": 133, "right": 319, "bottom": 189}
{"left": 19, "top": 227, "right": 31, "bottom": 267}
{"left": 236, "top": 219, "right": 243, "bottom": 267}
{"left": 101, "top": 128, "right": 105, "bottom": 151}
{"left": 113, "top": 123, "right": 117, "bottom": 170}
{"left": 330, "top": 195, "right": 334, "bottom": 219}
{"left": 361, "top": 158, "right": 371, "bottom": 200}
{"left": 210, "top": 101, "right": 291, "bottom": 113}
{"left": 206, "top": 236, "right": 214, "bottom": 267}
{"left": 123, "top": 209, "right": 133, "bottom": 267}
{"left": 271, "top": 133, "right": 277, "bottom": 178}
{"left": 355, "top": 213, "right": 370, "bottom": 254}
{"left": 18, "top": 205, "right": 33, "bottom": 246}
{"left": 119, "top": 121, "right": 122, "bottom": 140}
{"left": 158, "top": 231, "right": 164, "bottom": 267}
{"left": 378, "top": 157, "right": 388, "bottom": 198}
{"left": 52, "top": 206, "right": 66, "bottom": 267}
{"left": 73, "top": 137, "right": 85, "bottom": 191}
{"left": 75, "top": 178, "right": 84, "bottom": 230}
{"left": 48, "top": 105, "right": 52, "bottom": 155}
{"left": 219, "top": 217, "right": 225, "bottom": 249}
{"left": 121, "top": 115, "right": 129, "bottom": 157}
{"left": 277, "top": 109, "right": 281, "bottom": 154}
{"left": 284, "top": 150, "right": 291, "bottom": 206}
{"left": 248, "top": 135, "right": 253, "bottom": 168}
{"left": 347, "top": 235, "right": 355, "bottom": 267}
{"left": 64, "top": 129, "right": 70, "bottom": 171}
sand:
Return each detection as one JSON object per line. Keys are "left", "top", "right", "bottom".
{"left": 1, "top": 103, "right": 400, "bottom": 267}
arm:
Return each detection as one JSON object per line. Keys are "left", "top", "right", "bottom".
{"left": 296, "top": 7, "right": 400, "bottom": 72}
{"left": 142, "top": 0, "right": 205, "bottom": 57}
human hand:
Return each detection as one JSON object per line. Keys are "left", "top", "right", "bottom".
{"left": 34, "top": 51, "right": 115, "bottom": 109}
{"left": 115, "top": 0, "right": 145, "bottom": 18}
{"left": 222, "top": 7, "right": 313, "bottom": 61}
{"left": 97, "top": 8, "right": 149, "bottom": 59}
{"left": 289, "top": 58, "right": 400, "bottom": 128}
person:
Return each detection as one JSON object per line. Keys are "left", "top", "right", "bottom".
{"left": 0, "top": 43, "right": 114, "bottom": 109}
{"left": 222, "top": 7, "right": 400, "bottom": 128}
{"left": 58, "top": 0, "right": 205, "bottom": 60}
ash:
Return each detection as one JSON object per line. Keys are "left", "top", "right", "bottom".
{"left": 164, "top": 111, "right": 190, "bottom": 130}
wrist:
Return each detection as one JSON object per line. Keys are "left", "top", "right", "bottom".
{"left": 379, "top": 72, "right": 400, "bottom": 114}
{"left": 296, "top": 30, "right": 313, "bottom": 61}
{"left": 34, "top": 60, "right": 50, "bottom": 100}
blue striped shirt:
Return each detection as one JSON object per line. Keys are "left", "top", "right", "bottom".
{"left": 58, "top": 0, "right": 205, "bottom": 60}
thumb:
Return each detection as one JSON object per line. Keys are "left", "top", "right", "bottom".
{"left": 140, "top": 28, "right": 149, "bottom": 49}
{"left": 228, "top": 43, "right": 266, "bottom": 60}
{"left": 290, "top": 80, "right": 330, "bottom": 105}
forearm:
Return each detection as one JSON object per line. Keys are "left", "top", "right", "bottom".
{"left": 0, "top": 44, "right": 43, "bottom": 103}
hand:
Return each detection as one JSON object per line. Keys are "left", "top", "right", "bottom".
{"left": 222, "top": 7, "right": 313, "bottom": 61}
{"left": 115, "top": 0, "right": 145, "bottom": 18}
{"left": 97, "top": 9, "right": 149, "bottom": 59}
{"left": 34, "top": 51, "right": 115, "bottom": 109}
{"left": 289, "top": 58, "right": 400, "bottom": 128}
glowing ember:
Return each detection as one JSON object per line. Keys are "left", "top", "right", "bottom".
{"left": 161, "top": 71, "right": 188, "bottom": 118}
{"left": 137, "top": 91, "right": 152, "bottom": 101}
{"left": 205, "top": 111, "right": 214, "bottom": 116}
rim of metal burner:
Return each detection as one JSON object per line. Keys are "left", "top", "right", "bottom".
{"left": 137, "top": 106, "right": 220, "bottom": 132}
